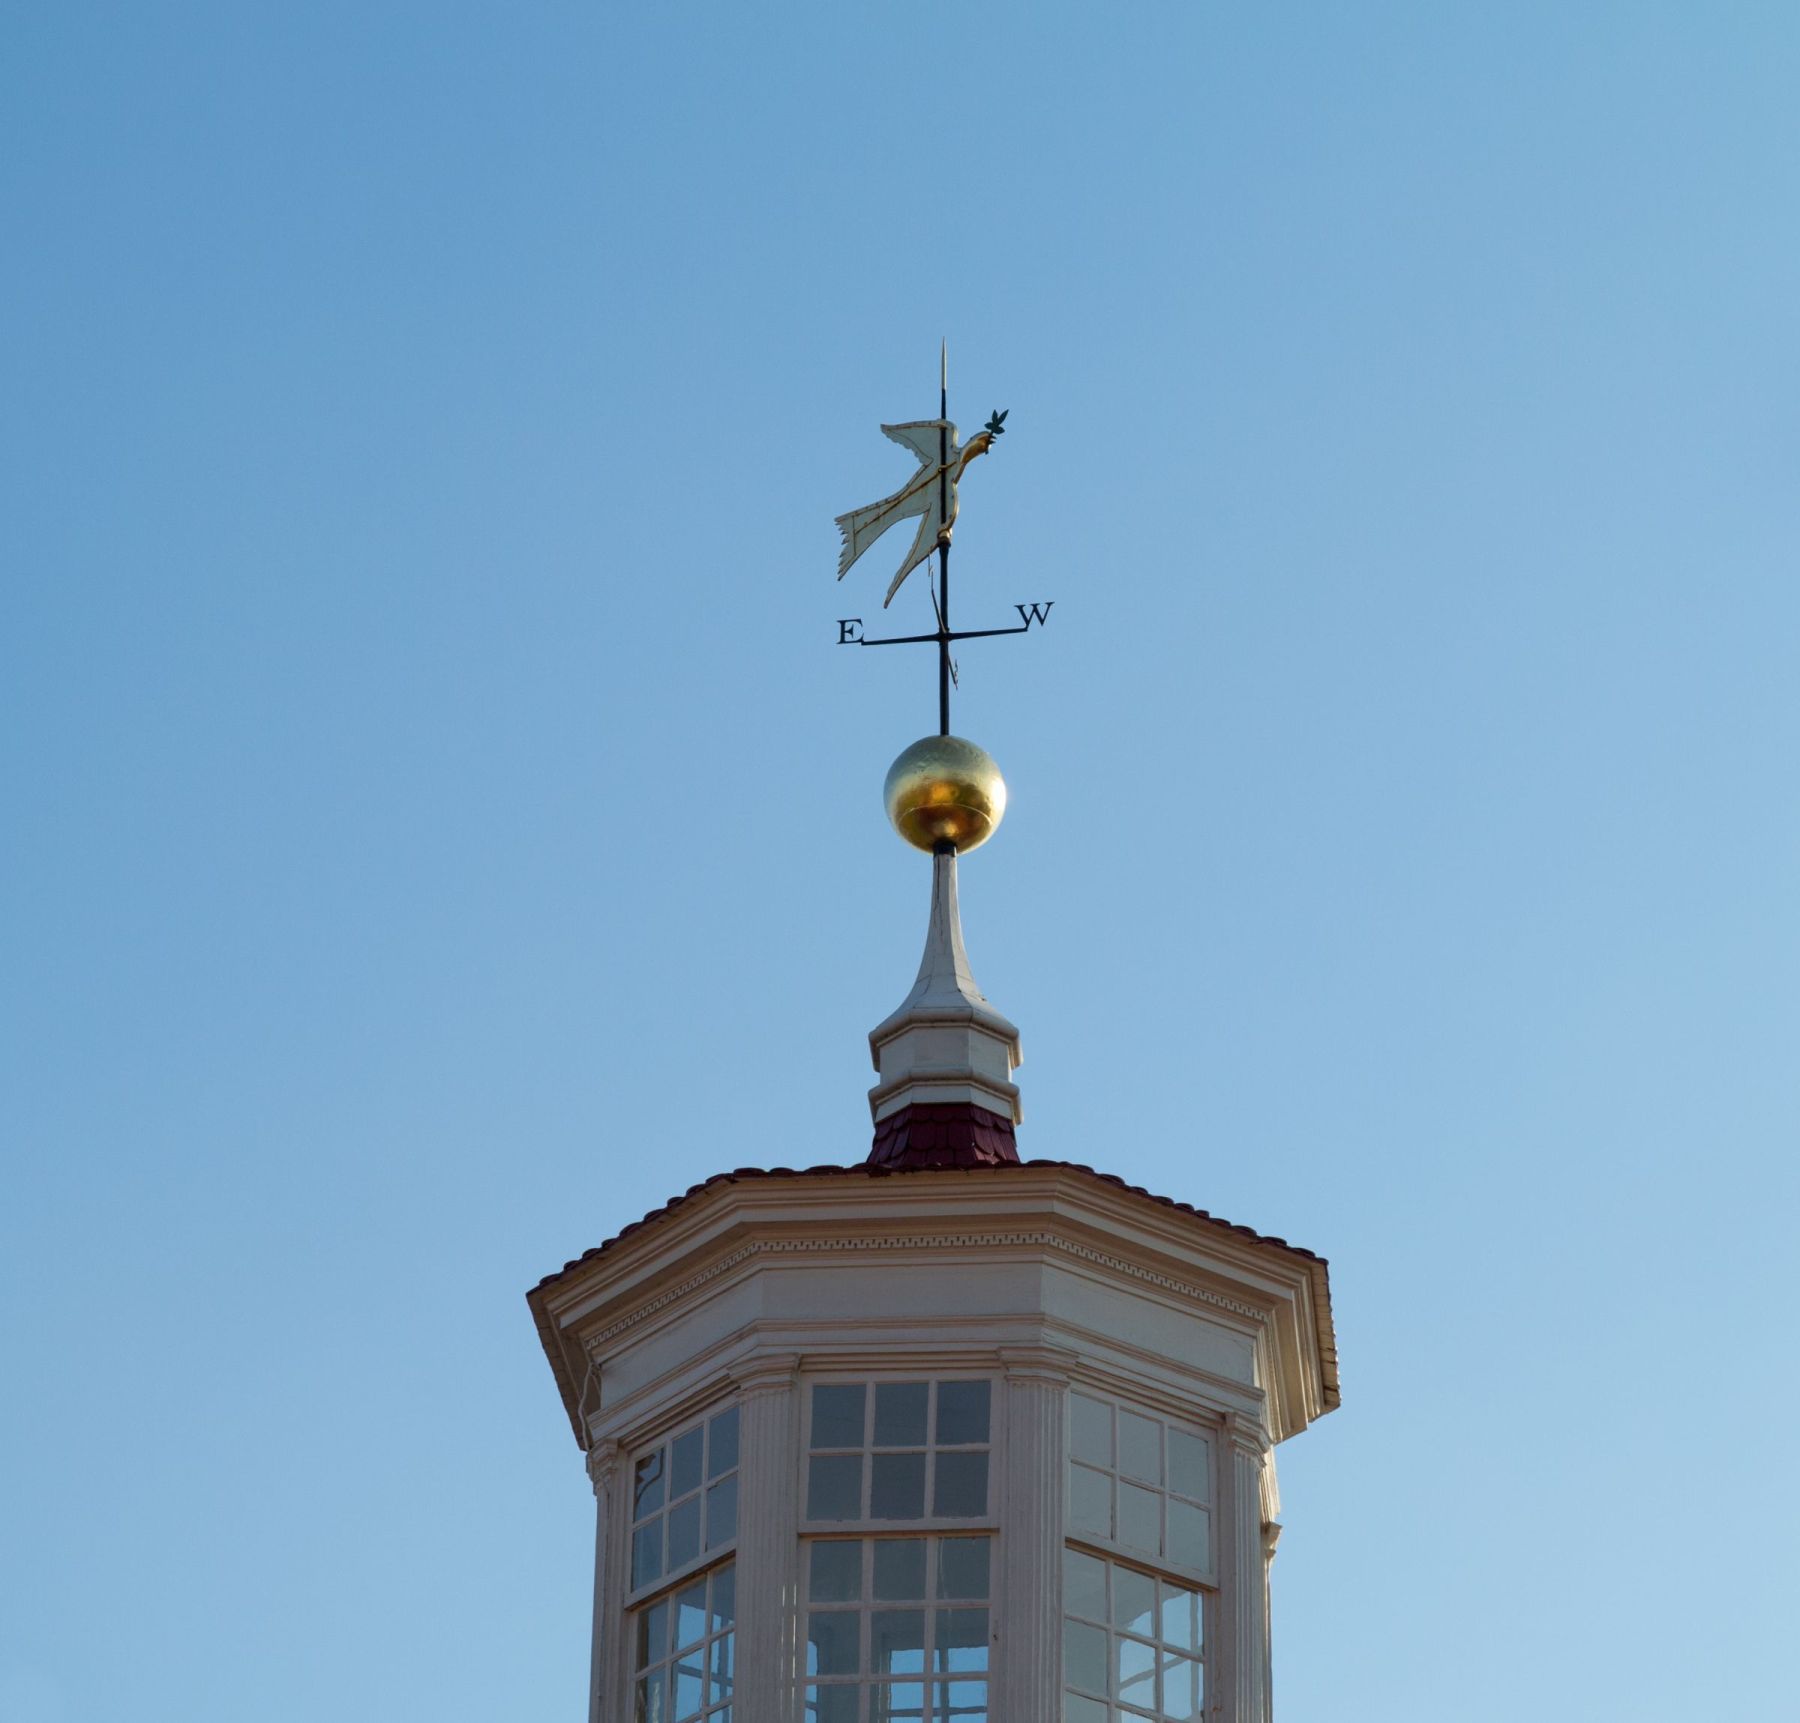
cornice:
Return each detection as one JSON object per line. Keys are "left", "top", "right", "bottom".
{"left": 577, "top": 1228, "right": 1268, "bottom": 1361}
{"left": 584, "top": 1438, "right": 621, "bottom": 1498}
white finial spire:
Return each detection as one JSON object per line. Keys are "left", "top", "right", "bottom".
{"left": 865, "top": 851, "right": 1022, "bottom": 1166}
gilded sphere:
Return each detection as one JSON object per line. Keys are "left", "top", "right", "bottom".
{"left": 884, "top": 735, "right": 1008, "bottom": 854}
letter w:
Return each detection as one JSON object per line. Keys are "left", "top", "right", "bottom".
{"left": 1015, "top": 602, "right": 1054, "bottom": 628}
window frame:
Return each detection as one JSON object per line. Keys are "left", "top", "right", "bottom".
{"left": 629, "top": 1554, "right": 739, "bottom": 1723}
{"left": 626, "top": 1399, "right": 743, "bottom": 1607}
{"left": 1060, "top": 1546, "right": 1207, "bottom": 1723}
{"left": 1064, "top": 1390, "right": 1216, "bottom": 1587}
{"left": 799, "top": 1373, "right": 1000, "bottom": 1535}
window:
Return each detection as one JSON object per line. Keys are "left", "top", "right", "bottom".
{"left": 633, "top": 1561, "right": 735, "bottom": 1723}
{"left": 804, "top": 1535, "right": 991, "bottom": 1723}
{"left": 632, "top": 1405, "right": 741, "bottom": 1593}
{"left": 1061, "top": 1548, "right": 1204, "bottom": 1723}
{"left": 805, "top": 1380, "right": 992, "bottom": 1525}
{"left": 1067, "top": 1394, "right": 1212, "bottom": 1578}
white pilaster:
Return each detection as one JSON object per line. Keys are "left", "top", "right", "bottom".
{"left": 1221, "top": 1414, "right": 1273, "bottom": 1723}
{"left": 730, "top": 1354, "right": 800, "bottom": 1723}
{"left": 584, "top": 1440, "right": 622, "bottom": 1723}
{"left": 996, "top": 1347, "right": 1070, "bottom": 1721}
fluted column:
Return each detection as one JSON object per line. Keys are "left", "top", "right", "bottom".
{"left": 996, "top": 1347, "right": 1071, "bottom": 1721}
{"left": 1220, "top": 1414, "right": 1273, "bottom": 1723}
{"left": 731, "top": 1354, "right": 801, "bottom": 1723}
{"left": 584, "top": 1440, "right": 623, "bottom": 1723}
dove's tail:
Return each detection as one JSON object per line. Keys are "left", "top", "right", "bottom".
{"left": 835, "top": 503, "right": 884, "bottom": 579}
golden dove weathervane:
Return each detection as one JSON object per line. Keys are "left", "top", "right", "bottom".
{"left": 836, "top": 345, "right": 1052, "bottom": 855}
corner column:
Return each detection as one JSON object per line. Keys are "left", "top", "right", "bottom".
{"left": 996, "top": 1347, "right": 1071, "bottom": 1720}
{"left": 731, "top": 1353, "right": 801, "bottom": 1723}
{"left": 584, "top": 1440, "right": 623, "bottom": 1723}
{"left": 1220, "top": 1413, "right": 1273, "bottom": 1723}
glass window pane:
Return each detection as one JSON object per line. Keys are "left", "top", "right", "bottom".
{"left": 636, "top": 1598, "right": 670, "bottom": 1670}
{"left": 1070, "top": 1395, "right": 1112, "bottom": 1468}
{"left": 673, "top": 1653, "right": 705, "bottom": 1721}
{"left": 1063, "top": 1547, "right": 1107, "bottom": 1622}
{"left": 932, "top": 1452, "right": 987, "bottom": 1518}
{"left": 1117, "top": 1636, "right": 1155, "bottom": 1705}
{"left": 711, "top": 1564, "right": 737, "bottom": 1631}
{"left": 806, "top": 1685, "right": 859, "bottom": 1723}
{"left": 874, "top": 1382, "right": 929, "bottom": 1447}
{"left": 706, "top": 1475, "right": 739, "bottom": 1549}
{"left": 873, "top": 1538, "right": 927, "bottom": 1601}
{"left": 1167, "top": 1499, "right": 1210, "bottom": 1573}
{"left": 674, "top": 1578, "right": 709, "bottom": 1649}
{"left": 807, "top": 1610, "right": 860, "bottom": 1676}
{"left": 813, "top": 1384, "right": 867, "bottom": 1450}
{"left": 635, "top": 1451, "right": 666, "bottom": 1519}
{"left": 672, "top": 1426, "right": 705, "bottom": 1498}
{"left": 708, "top": 1406, "right": 740, "bottom": 1479}
{"left": 1118, "top": 1481, "right": 1160, "bottom": 1555}
{"left": 1167, "top": 1429, "right": 1208, "bottom": 1502}
{"left": 1063, "top": 1618, "right": 1108, "bottom": 1695}
{"left": 1161, "top": 1651, "right": 1203, "bottom": 1721}
{"left": 933, "top": 1608, "right": 989, "bottom": 1673}
{"left": 936, "top": 1679, "right": 987, "bottom": 1723}
{"left": 1069, "top": 1466, "right": 1111, "bottom": 1540}
{"left": 935, "top": 1381, "right": 990, "bottom": 1446}
{"left": 710, "top": 1631, "right": 734, "bottom": 1700}
{"left": 1112, "top": 1565, "right": 1155, "bottom": 1637}
{"left": 937, "top": 1537, "right": 990, "bottom": 1602}
{"left": 1118, "top": 1411, "right": 1161, "bottom": 1485}
{"left": 636, "top": 1667, "right": 667, "bottom": 1723}
{"left": 1159, "top": 1581, "right": 1200, "bottom": 1652}
{"left": 632, "top": 1520, "right": 664, "bottom": 1590}
{"left": 809, "top": 1454, "right": 864, "bottom": 1522}
{"left": 667, "top": 1496, "right": 701, "bottom": 1571}
{"left": 872, "top": 1609, "right": 926, "bottom": 1676}
{"left": 872, "top": 1453, "right": 927, "bottom": 1520}
{"left": 874, "top": 1682, "right": 926, "bottom": 1723}
{"left": 1063, "top": 1694, "right": 1107, "bottom": 1723}
{"left": 809, "top": 1540, "right": 863, "bottom": 1602}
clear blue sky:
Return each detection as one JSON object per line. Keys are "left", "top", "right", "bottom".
{"left": 4, "top": 5, "right": 1796, "bottom": 1720}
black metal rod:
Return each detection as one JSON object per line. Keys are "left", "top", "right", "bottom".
{"left": 937, "top": 351, "right": 951, "bottom": 736}
{"left": 858, "top": 623, "right": 1031, "bottom": 647}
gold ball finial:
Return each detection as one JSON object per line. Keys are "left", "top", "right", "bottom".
{"left": 884, "top": 735, "right": 1007, "bottom": 854}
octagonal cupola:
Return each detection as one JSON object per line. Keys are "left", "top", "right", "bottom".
{"left": 526, "top": 360, "right": 1339, "bottom": 1723}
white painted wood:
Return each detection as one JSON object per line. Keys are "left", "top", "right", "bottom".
{"left": 1221, "top": 1413, "right": 1274, "bottom": 1723}
{"left": 730, "top": 1355, "right": 799, "bottom": 1723}
{"left": 582, "top": 1441, "right": 622, "bottom": 1723}
{"left": 995, "top": 1348, "right": 1072, "bottom": 1721}
{"left": 867, "top": 851, "right": 1022, "bottom": 1123}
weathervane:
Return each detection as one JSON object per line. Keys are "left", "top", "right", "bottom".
{"left": 835, "top": 344, "right": 1052, "bottom": 743}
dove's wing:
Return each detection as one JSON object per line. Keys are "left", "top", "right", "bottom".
{"left": 881, "top": 420, "right": 958, "bottom": 466}
{"left": 836, "top": 478, "right": 932, "bottom": 579}
{"left": 883, "top": 510, "right": 942, "bottom": 607}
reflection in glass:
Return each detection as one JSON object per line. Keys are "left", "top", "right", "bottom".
{"left": 874, "top": 1381, "right": 929, "bottom": 1447}
{"left": 873, "top": 1538, "right": 926, "bottom": 1601}
{"left": 710, "top": 1632, "right": 734, "bottom": 1699}
{"left": 636, "top": 1451, "right": 667, "bottom": 1518}
{"left": 632, "top": 1521, "right": 664, "bottom": 1590}
{"left": 805, "top": 1685, "right": 858, "bottom": 1723}
{"left": 674, "top": 1579, "right": 708, "bottom": 1650}
{"left": 932, "top": 1609, "right": 988, "bottom": 1673}
{"left": 1162, "top": 1650, "right": 1204, "bottom": 1720}
{"left": 806, "top": 1610, "right": 860, "bottom": 1677}
{"left": 1167, "top": 1428, "right": 1208, "bottom": 1501}
{"left": 1117, "top": 1634, "right": 1155, "bottom": 1706}
{"left": 931, "top": 1452, "right": 987, "bottom": 1518}
{"left": 1112, "top": 1564, "right": 1155, "bottom": 1637}
{"left": 1063, "top": 1617, "right": 1108, "bottom": 1694}
{"left": 706, "top": 1475, "right": 739, "bottom": 1549}
{"left": 1167, "top": 1499, "right": 1210, "bottom": 1572}
{"left": 635, "top": 1668, "right": 666, "bottom": 1723}
{"left": 936, "top": 1678, "right": 988, "bottom": 1723}
{"left": 1118, "top": 1410, "right": 1161, "bottom": 1485}
{"left": 813, "top": 1384, "right": 867, "bottom": 1449}
{"left": 1070, "top": 1395, "right": 1112, "bottom": 1468}
{"left": 1069, "top": 1466, "right": 1111, "bottom": 1540}
{"left": 1063, "top": 1694, "right": 1106, "bottom": 1723}
{"left": 871, "top": 1452, "right": 926, "bottom": 1520}
{"left": 636, "top": 1598, "right": 669, "bottom": 1669}
{"left": 708, "top": 1406, "right": 740, "bottom": 1479}
{"left": 808, "top": 1454, "right": 864, "bottom": 1522}
{"left": 672, "top": 1426, "right": 705, "bottom": 1497}
{"left": 1160, "top": 1582, "right": 1201, "bottom": 1652}
{"left": 673, "top": 1652, "right": 705, "bottom": 1721}
{"left": 873, "top": 1680, "right": 926, "bottom": 1723}
{"left": 1118, "top": 1480, "right": 1160, "bottom": 1554}
{"left": 1062, "top": 1547, "right": 1106, "bottom": 1622}
{"left": 809, "top": 1540, "right": 862, "bottom": 1602}
{"left": 937, "top": 1537, "right": 989, "bottom": 1601}
{"left": 871, "top": 1608, "right": 926, "bottom": 1675}
{"left": 668, "top": 1496, "right": 701, "bottom": 1571}
{"left": 935, "top": 1381, "right": 990, "bottom": 1446}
